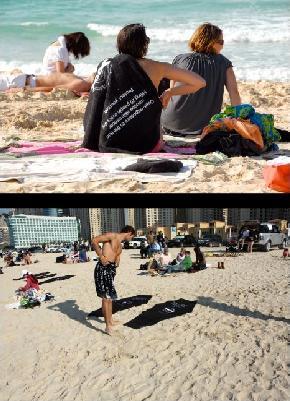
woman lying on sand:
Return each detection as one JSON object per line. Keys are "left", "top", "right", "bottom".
{"left": 0, "top": 72, "right": 94, "bottom": 94}
{"left": 82, "top": 23, "right": 206, "bottom": 154}
{"left": 161, "top": 22, "right": 241, "bottom": 136}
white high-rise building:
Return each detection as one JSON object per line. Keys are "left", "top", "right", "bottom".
{"left": 89, "top": 209, "right": 125, "bottom": 237}
{"left": 6, "top": 214, "right": 79, "bottom": 248}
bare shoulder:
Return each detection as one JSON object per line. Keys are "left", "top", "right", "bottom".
{"left": 143, "top": 58, "right": 169, "bottom": 70}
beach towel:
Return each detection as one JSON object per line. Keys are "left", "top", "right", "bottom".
{"left": 263, "top": 156, "right": 290, "bottom": 193}
{"left": 83, "top": 54, "right": 162, "bottom": 154}
{"left": 88, "top": 295, "right": 152, "bottom": 318}
{"left": 0, "top": 153, "right": 197, "bottom": 184}
{"left": 1, "top": 139, "right": 196, "bottom": 156}
{"left": 124, "top": 299, "right": 197, "bottom": 329}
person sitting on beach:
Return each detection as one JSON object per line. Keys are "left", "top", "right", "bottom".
{"left": 22, "top": 250, "right": 32, "bottom": 265}
{"left": 160, "top": 250, "right": 192, "bottom": 275}
{"left": 161, "top": 22, "right": 241, "bottom": 136}
{"left": 176, "top": 247, "right": 186, "bottom": 263}
{"left": 4, "top": 252, "right": 18, "bottom": 267}
{"left": 42, "top": 32, "right": 90, "bottom": 75}
{"left": 191, "top": 245, "right": 207, "bottom": 270}
{"left": 17, "top": 270, "right": 40, "bottom": 293}
{"left": 82, "top": 23, "right": 206, "bottom": 154}
{"left": 159, "top": 247, "right": 173, "bottom": 267}
{"left": 0, "top": 72, "right": 94, "bottom": 94}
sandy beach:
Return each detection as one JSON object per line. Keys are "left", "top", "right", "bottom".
{"left": 0, "top": 247, "right": 288, "bottom": 401}
{"left": 0, "top": 81, "right": 289, "bottom": 193}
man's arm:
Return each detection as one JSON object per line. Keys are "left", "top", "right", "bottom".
{"left": 91, "top": 233, "right": 114, "bottom": 265}
{"left": 115, "top": 254, "right": 121, "bottom": 267}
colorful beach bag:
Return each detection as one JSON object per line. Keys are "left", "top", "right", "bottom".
{"left": 263, "top": 157, "right": 290, "bottom": 193}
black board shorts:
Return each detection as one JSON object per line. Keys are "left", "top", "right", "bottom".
{"left": 94, "top": 261, "right": 117, "bottom": 300}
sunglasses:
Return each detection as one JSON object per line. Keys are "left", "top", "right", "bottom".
{"left": 216, "top": 39, "right": 224, "bottom": 45}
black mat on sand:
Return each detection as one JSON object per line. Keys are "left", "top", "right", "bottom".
{"left": 124, "top": 298, "right": 197, "bottom": 329}
{"left": 88, "top": 295, "right": 152, "bottom": 318}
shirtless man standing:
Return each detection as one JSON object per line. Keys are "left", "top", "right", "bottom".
{"left": 91, "top": 225, "right": 135, "bottom": 335}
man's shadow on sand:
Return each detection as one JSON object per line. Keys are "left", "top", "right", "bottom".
{"left": 47, "top": 300, "right": 106, "bottom": 334}
{"left": 197, "top": 296, "right": 290, "bottom": 324}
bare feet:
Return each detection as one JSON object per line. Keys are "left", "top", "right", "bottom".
{"left": 105, "top": 325, "right": 113, "bottom": 335}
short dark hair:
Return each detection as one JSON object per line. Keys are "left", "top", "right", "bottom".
{"left": 120, "top": 225, "right": 136, "bottom": 235}
{"left": 64, "top": 32, "right": 90, "bottom": 59}
{"left": 117, "top": 23, "right": 150, "bottom": 59}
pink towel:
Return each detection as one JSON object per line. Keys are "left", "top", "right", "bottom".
{"left": 5, "top": 140, "right": 196, "bottom": 156}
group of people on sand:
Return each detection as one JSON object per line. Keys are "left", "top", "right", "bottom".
{"left": 142, "top": 245, "right": 209, "bottom": 276}
{"left": 1, "top": 22, "right": 243, "bottom": 155}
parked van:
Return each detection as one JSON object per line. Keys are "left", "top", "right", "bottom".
{"left": 239, "top": 222, "right": 286, "bottom": 252}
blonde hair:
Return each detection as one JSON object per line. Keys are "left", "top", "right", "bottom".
{"left": 188, "top": 23, "right": 222, "bottom": 54}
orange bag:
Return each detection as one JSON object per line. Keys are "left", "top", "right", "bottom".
{"left": 263, "top": 157, "right": 290, "bottom": 193}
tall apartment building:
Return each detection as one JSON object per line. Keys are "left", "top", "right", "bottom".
{"left": 228, "top": 209, "right": 251, "bottom": 227}
{"left": 89, "top": 209, "right": 125, "bottom": 238}
{"left": 6, "top": 214, "right": 80, "bottom": 248}
{"left": 146, "top": 208, "right": 176, "bottom": 229}
{"left": 69, "top": 208, "right": 91, "bottom": 241}
{"left": 126, "top": 208, "right": 146, "bottom": 230}
{"left": 249, "top": 208, "right": 288, "bottom": 222}
{"left": 0, "top": 215, "right": 10, "bottom": 245}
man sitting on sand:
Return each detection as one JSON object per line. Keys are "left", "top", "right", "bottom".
{"left": 0, "top": 71, "right": 94, "bottom": 94}
{"left": 91, "top": 225, "right": 135, "bottom": 335}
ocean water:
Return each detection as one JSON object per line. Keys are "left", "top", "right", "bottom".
{"left": 1, "top": 0, "right": 290, "bottom": 80}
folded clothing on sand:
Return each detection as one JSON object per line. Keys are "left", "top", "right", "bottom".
{"left": 0, "top": 73, "right": 27, "bottom": 91}
{"left": 123, "top": 159, "right": 184, "bottom": 173}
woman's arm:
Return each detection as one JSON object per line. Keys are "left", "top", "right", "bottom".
{"left": 159, "top": 63, "right": 206, "bottom": 107}
{"left": 225, "top": 67, "right": 241, "bottom": 106}
{"left": 55, "top": 61, "right": 65, "bottom": 73}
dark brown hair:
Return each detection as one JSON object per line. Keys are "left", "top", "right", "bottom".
{"left": 63, "top": 32, "right": 90, "bottom": 59}
{"left": 121, "top": 225, "right": 136, "bottom": 235}
{"left": 188, "top": 23, "right": 222, "bottom": 54}
{"left": 117, "top": 23, "right": 150, "bottom": 59}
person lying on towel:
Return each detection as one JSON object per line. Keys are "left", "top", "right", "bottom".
{"left": 82, "top": 23, "right": 206, "bottom": 154}
{"left": 0, "top": 71, "right": 94, "bottom": 94}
